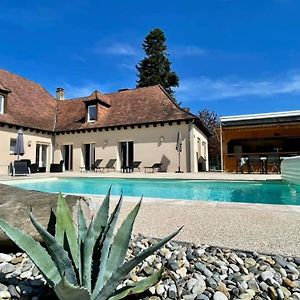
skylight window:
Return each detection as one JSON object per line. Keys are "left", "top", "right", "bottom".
{"left": 87, "top": 105, "right": 97, "bottom": 122}
{"left": 0, "top": 95, "right": 4, "bottom": 114}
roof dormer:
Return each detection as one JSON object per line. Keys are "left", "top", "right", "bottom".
{"left": 84, "top": 90, "right": 111, "bottom": 123}
{"left": 0, "top": 84, "right": 11, "bottom": 115}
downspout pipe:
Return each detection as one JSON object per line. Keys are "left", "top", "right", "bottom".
{"left": 220, "top": 122, "right": 224, "bottom": 172}
{"left": 188, "top": 119, "right": 195, "bottom": 173}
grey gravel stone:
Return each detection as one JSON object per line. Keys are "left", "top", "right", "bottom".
{"left": 196, "top": 294, "right": 209, "bottom": 300}
{"left": 0, "top": 254, "right": 12, "bottom": 263}
{"left": 7, "top": 285, "right": 19, "bottom": 298}
{"left": 0, "top": 263, "right": 16, "bottom": 274}
{"left": 261, "top": 270, "right": 274, "bottom": 281}
{"left": 0, "top": 283, "right": 7, "bottom": 292}
{"left": 168, "top": 284, "right": 177, "bottom": 299}
{"left": 0, "top": 291, "right": 11, "bottom": 299}
{"left": 192, "top": 277, "right": 206, "bottom": 294}
{"left": 206, "top": 277, "right": 218, "bottom": 289}
{"left": 213, "top": 291, "right": 228, "bottom": 300}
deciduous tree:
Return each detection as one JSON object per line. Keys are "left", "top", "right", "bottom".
{"left": 198, "top": 108, "right": 221, "bottom": 170}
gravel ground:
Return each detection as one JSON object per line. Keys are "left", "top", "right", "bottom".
{"left": 1, "top": 235, "right": 300, "bottom": 300}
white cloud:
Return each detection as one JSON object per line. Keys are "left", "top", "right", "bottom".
{"left": 171, "top": 46, "right": 207, "bottom": 57}
{"left": 176, "top": 72, "right": 300, "bottom": 102}
{"left": 93, "top": 42, "right": 139, "bottom": 56}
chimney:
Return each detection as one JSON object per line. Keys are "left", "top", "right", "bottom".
{"left": 56, "top": 88, "right": 65, "bottom": 100}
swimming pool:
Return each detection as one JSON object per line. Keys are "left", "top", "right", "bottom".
{"left": 4, "top": 177, "right": 300, "bottom": 205}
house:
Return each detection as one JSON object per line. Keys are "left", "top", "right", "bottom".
{"left": 0, "top": 69, "right": 210, "bottom": 175}
{"left": 220, "top": 111, "right": 300, "bottom": 172}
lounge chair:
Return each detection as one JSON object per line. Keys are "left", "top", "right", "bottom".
{"left": 132, "top": 161, "right": 142, "bottom": 172}
{"left": 12, "top": 161, "right": 31, "bottom": 176}
{"left": 144, "top": 163, "right": 162, "bottom": 173}
{"left": 91, "top": 159, "right": 103, "bottom": 172}
{"left": 50, "top": 160, "right": 64, "bottom": 173}
{"left": 99, "top": 159, "right": 116, "bottom": 172}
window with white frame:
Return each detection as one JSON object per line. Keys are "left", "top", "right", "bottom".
{"left": 0, "top": 95, "right": 4, "bottom": 114}
{"left": 9, "top": 138, "right": 16, "bottom": 154}
{"left": 87, "top": 105, "right": 96, "bottom": 122}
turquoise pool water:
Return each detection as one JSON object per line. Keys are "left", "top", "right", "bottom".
{"left": 5, "top": 178, "right": 300, "bottom": 205}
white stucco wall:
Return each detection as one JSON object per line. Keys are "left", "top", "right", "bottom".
{"left": 0, "top": 126, "right": 53, "bottom": 175}
{"left": 54, "top": 123, "right": 208, "bottom": 173}
{"left": 0, "top": 122, "right": 209, "bottom": 175}
{"left": 189, "top": 124, "right": 209, "bottom": 172}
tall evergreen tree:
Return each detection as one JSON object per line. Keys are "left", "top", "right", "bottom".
{"left": 136, "top": 28, "right": 179, "bottom": 97}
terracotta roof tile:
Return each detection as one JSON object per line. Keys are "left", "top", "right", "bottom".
{"left": 0, "top": 69, "right": 56, "bottom": 131}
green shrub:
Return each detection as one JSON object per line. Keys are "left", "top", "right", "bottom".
{"left": 0, "top": 189, "right": 181, "bottom": 300}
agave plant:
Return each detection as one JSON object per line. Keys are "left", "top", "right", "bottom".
{"left": 0, "top": 189, "right": 181, "bottom": 300}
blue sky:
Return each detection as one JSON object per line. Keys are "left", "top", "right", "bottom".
{"left": 1, "top": 0, "right": 300, "bottom": 116}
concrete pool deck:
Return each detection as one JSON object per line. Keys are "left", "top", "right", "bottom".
{"left": 0, "top": 170, "right": 281, "bottom": 181}
{"left": 2, "top": 171, "right": 299, "bottom": 256}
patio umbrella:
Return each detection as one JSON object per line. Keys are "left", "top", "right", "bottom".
{"left": 176, "top": 131, "right": 183, "bottom": 173}
{"left": 14, "top": 129, "right": 25, "bottom": 161}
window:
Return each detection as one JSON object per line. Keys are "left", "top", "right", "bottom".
{"left": 87, "top": 105, "right": 96, "bottom": 122}
{"left": 0, "top": 95, "right": 4, "bottom": 114}
{"left": 9, "top": 138, "right": 16, "bottom": 155}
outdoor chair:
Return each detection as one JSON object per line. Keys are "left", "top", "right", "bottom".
{"left": 266, "top": 156, "right": 282, "bottom": 174}
{"left": 12, "top": 161, "right": 31, "bottom": 176}
{"left": 50, "top": 160, "right": 64, "bottom": 173}
{"left": 19, "top": 159, "right": 38, "bottom": 174}
{"left": 132, "top": 161, "right": 142, "bottom": 172}
{"left": 144, "top": 162, "right": 162, "bottom": 173}
{"left": 91, "top": 159, "right": 103, "bottom": 172}
{"left": 98, "top": 159, "right": 116, "bottom": 172}
{"left": 247, "top": 156, "right": 263, "bottom": 173}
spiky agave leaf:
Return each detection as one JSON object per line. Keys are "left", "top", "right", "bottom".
{"left": 0, "top": 219, "right": 60, "bottom": 287}
{"left": 77, "top": 202, "right": 88, "bottom": 285}
{"left": 82, "top": 188, "right": 111, "bottom": 293}
{"left": 91, "top": 195, "right": 123, "bottom": 297}
{"left": 29, "top": 212, "right": 78, "bottom": 285}
{"left": 55, "top": 193, "right": 79, "bottom": 270}
{"left": 54, "top": 276, "right": 90, "bottom": 300}
{"left": 92, "top": 199, "right": 142, "bottom": 298}
{"left": 46, "top": 208, "right": 57, "bottom": 236}
{"left": 94, "top": 227, "right": 183, "bottom": 300}
{"left": 108, "top": 268, "right": 164, "bottom": 300}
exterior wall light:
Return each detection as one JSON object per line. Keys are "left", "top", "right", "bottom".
{"left": 27, "top": 141, "right": 32, "bottom": 147}
{"left": 160, "top": 136, "right": 164, "bottom": 142}
{"left": 104, "top": 140, "right": 108, "bottom": 146}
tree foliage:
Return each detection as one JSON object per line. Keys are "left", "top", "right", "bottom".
{"left": 198, "top": 108, "right": 221, "bottom": 170}
{"left": 136, "top": 28, "right": 179, "bottom": 97}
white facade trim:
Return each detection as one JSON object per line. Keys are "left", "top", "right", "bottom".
{"left": 221, "top": 110, "right": 300, "bottom": 123}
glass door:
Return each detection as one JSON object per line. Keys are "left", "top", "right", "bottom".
{"left": 36, "top": 144, "right": 48, "bottom": 168}
{"left": 84, "top": 143, "right": 95, "bottom": 170}
{"left": 63, "top": 145, "right": 73, "bottom": 171}
{"left": 120, "top": 141, "right": 134, "bottom": 171}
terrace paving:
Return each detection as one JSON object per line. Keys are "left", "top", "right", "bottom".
{"left": 1, "top": 171, "right": 298, "bottom": 256}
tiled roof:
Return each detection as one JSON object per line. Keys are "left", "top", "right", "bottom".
{"left": 0, "top": 69, "right": 209, "bottom": 136}
{"left": 0, "top": 69, "right": 56, "bottom": 131}
{"left": 55, "top": 85, "right": 195, "bottom": 131}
